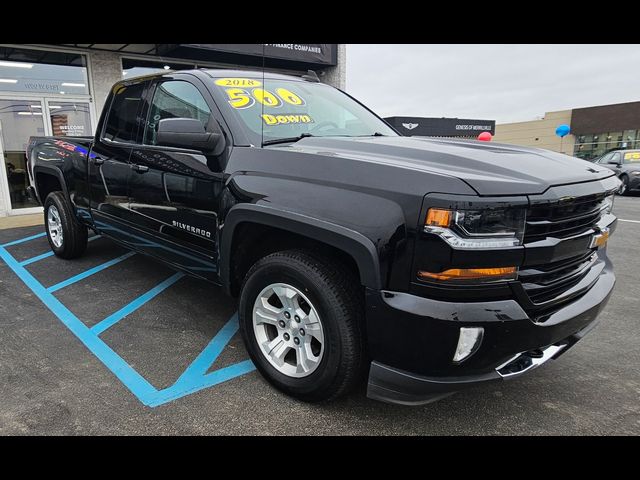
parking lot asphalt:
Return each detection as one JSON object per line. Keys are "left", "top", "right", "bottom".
{"left": 1, "top": 197, "right": 639, "bottom": 435}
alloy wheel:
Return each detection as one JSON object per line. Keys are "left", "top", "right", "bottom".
{"left": 252, "top": 283, "right": 325, "bottom": 378}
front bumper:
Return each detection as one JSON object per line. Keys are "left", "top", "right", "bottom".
{"left": 365, "top": 259, "right": 615, "bottom": 405}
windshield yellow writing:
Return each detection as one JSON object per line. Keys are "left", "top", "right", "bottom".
{"left": 261, "top": 114, "right": 314, "bottom": 125}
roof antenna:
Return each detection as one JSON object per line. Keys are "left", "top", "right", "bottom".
{"left": 302, "top": 69, "right": 320, "bottom": 83}
{"left": 261, "top": 44, "right": 265, "bottom": 148}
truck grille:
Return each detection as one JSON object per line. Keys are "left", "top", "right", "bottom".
{"left": 519, "top": 251, "right": 597, "bottom": 305}
{"left": 524, "top": 192, "right": 608, "bottom": 244}
{"left": 520, "top": 192, "right": 609, "bottom": 308}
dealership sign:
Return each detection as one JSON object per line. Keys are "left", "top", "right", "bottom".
{"left": 180, "top": 44, "right": 337, "bottom": 66}
{"left": 385, "top": 116, "right": 496, "bottom": 137}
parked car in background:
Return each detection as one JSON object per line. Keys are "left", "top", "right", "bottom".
{"left": 593, "top": 150, "right": 640, "bottom": 195}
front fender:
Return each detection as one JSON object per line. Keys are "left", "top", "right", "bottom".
{"left": 219, "top": 203, "right": 382, "bottom": 292}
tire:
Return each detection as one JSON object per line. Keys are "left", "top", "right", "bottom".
{"left": 44, "top": 191, "right": 88, "bottom": 259}
{"left": 239, "top": 250, "right": 364, "bottom": 403}
{"left": 619, "top": 175, "right": 629, "bottom": 196}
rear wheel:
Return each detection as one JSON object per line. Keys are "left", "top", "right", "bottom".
{"left": 44, "top": 191, "right": 88, "bottom": 259}
{"left": 239, "top": 250, "right": 364, "bottom": 403}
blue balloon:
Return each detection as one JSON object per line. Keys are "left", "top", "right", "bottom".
{"left": 555, "top": 124, "right": 571, "bottom": 138}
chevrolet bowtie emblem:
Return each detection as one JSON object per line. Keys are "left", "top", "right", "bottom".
{"left": 589, "top": 228, "right": 610, "bottom": 249}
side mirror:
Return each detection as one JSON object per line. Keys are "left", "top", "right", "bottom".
{"left": 608, "top": 160, "right": 621, "bottom": 166}
{"left": 156, "top": 118, "right": 225, "bottom": 155}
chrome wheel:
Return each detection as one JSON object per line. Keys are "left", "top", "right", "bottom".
{"left": 47, "top": 205, "right": 63, "bottom": 248}
{"left": 252, "top": 283, "right": 325, "bottom": 378}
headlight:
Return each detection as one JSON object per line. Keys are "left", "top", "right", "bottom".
{"left": 631, "top": 171, "right": 640, "bottom": 176}
{"left": 424, "top": 207, "right": 526, "bottom": 249}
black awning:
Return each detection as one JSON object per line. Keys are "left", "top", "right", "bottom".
{"left": 160, "top": 44, "right": 337, "bottom": 68}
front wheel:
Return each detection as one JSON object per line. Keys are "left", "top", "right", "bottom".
{"left": 44, "top": 191, "right": 88, "bottom": 259}
{"left": 239, "top": 250, "right": 364, "bottom": 403}
{"left": 619, "top": 175, "right": 629, "bottom": 196}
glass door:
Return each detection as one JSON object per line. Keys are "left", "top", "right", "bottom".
{"left": 44, "top": 99, "right": 93, "bottom": 138}
{"left": 0, "top": 97, "right": 94, "bottom": 215}
{"left": 0, "top": 99, "right": 46, "bottom": 213}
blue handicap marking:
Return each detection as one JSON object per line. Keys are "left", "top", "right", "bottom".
{"left": 0, "top": 232, "right": 47, "bottom": 248}
{"left": 47, "top": 251, "right": 136, "bottom": 293}
{"left": 91, "top": 271, "right": 185, "bottom": 335}
{"left": 19, "top": 235, "right": 102, "bottom": 266}
{"left": 0, "top": 231, "right": 256, "bottom": 407}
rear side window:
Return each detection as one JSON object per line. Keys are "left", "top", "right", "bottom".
{"left": 103, "top": 82, "right": 146, "bottom": 143}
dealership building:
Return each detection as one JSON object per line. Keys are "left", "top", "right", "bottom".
{"left": 0, "top": 44, "right": 345, "bottom": 218}
{"left": 493, "top": 100, "right": 640, "bottom": 160}
{"left": 385, "top": 116, "right": 496, "bottom": 138}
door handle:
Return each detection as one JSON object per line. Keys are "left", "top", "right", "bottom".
{"left": 131, "top": 164, "right": 149, "bottom": 173}
{"left": 93, "top": 157, "right": 104, "bottom": 166}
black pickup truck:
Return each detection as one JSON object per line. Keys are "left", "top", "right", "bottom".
{"left": 26, "top": 69, "right": 619, "bottom": 405}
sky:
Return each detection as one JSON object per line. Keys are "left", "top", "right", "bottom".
{"left": 346, "top": 44, "right": 640, "bottom": 124}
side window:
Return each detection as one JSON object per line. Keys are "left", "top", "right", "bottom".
{"left": 103, "top": 82, "right": 146, "bottom": 143}
{"left": 144, "top": 81, "right": 211, "bottom": 146}
{"left": 610, "top": 152, "right": 621, "bottom": 164}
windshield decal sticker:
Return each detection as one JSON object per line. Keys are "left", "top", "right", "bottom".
{"left": 224, "top": 88, "right": 255, "bottom": 109}
{"left": 222, "top": 85, "right": 307, "bottom": 110}
{"left": 261, "top": 114, "right": 314, "bottom": 126}
{"left": 214, "top": 78, "right": 262, "bottom": 88}
{"left": 275, "top": 87, "right": 306, "bottom": 106}
{"left": 253, "top": 88, "right": 282, "bottom": 107}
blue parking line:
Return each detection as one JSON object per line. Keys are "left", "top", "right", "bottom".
{"left": 148, "top": 313, "right": 255, "bottom": 406}
{"left": 19, "top": 235, "right": 101, "bottom": 267}
{"left": 0, "top": 244, "right": 158, "bottom": 402}
{"left": 175, "top": 313, "right": 242, "bottom": 382}
{"left": 1, "top": 232, "right": 46, "bottom": 248}
{"left": 47, "top": 251, "right": 136, "bottom": 293}
{"left": 91, "top": 272, "right": 185, "bottom": 335}
{"left": 0, "top": 233, "right": 255, "bottom": 407}
{"left": 148, "top": 360, "right": 255, "bottom": 407}
{"left": 20, "top": 251, "right": 55, "bottom": 266}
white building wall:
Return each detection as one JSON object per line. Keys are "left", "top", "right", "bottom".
{"left": 322, "top": 44, "right": 346, "bottom": 90}
{"left": 89, "top": 51, "right": 123, "bottom": 119}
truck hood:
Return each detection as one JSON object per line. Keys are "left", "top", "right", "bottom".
{"left": 282, "top": 136, "right": 615, "bottom": 195}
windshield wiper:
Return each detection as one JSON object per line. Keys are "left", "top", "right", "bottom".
{"left": 262, "top": 133, "right": 314, "bottom": 147}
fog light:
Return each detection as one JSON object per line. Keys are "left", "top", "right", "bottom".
{"left": 453, "top": 327, "right": 484, "bottom": 363}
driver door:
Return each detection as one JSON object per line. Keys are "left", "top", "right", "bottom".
{"left": 127, "top": 75, "right": 224, "bottom": 279}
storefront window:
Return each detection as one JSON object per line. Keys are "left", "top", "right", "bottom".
{"left": 0, "top": 47, "right": 93, "bottom": 212}
{"left": 573, "top": 130, "right": 640, "bottom": 160}
{"left": 0, "top": 47, "right": 89, "bottom": 96}
{"left": 48, "top": 101, "right": 92, "bottom": 137}
{"left": 0, "top": 100, "right": 44, "bottom": 209}
{"left": 622, "top": 129, "right": 637, "bottom": 149}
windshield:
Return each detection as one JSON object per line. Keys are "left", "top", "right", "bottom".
{"left": 209, "top": 76, "right": 397, "bottom": 145}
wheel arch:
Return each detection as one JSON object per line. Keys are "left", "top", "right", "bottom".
{"left": 33, "top": 165, "right": 70, "bottom": 206}
{"left": 220, "top": 204, "right": 381, "bottom": 295}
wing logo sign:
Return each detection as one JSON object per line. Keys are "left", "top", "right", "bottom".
{"left": 402, "top": 123, "right": 419, "bottom": 130}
